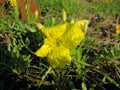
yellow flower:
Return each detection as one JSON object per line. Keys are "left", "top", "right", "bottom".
{"left": 9, "top": 0, "right": 17, "bottom": 7}
{"left": 116, "top": 24, "right": 120, "bottom": 34}
{"left": 104, "top": 0, "right": 111, "bottom": 3}
{"left": 35, "top": 20, "right": 89, "bottom": 68}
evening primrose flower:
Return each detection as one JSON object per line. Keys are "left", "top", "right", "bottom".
{"left": 35, "top": 20, "right": 89, "bottom": 68}
{"left": 116, "top": 24, "right": 120, "bottom": 34}
{"left": 9, "top": 0, "right": 17, "bottom": 7}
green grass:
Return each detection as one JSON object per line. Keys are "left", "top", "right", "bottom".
{"left": 0, "top": 0, "right": 120, "bottom": 89}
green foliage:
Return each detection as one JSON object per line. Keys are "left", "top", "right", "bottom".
{"left": 87, "top": 0, "right": 120, "bottom": 15}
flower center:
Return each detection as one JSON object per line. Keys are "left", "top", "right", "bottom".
{"left": 55, "top": 39, "right": 61, "bottom": 46}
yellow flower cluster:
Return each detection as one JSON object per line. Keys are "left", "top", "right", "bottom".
{"left": 35, "top": 20, "right": 89, "bottom": 68}
{"left": 116, "top": 24, "right": 120, "bottom": 34}
{"left": 9, "top": 0, "right": 17, "bottom": 7}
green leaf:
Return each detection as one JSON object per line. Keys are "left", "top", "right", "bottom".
{"left": 82, "top": 82, "right": 87, "bottom": 90}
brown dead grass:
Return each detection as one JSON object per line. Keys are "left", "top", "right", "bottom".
{"left": 0, "top": 0, "right": 41, "bottom": 19}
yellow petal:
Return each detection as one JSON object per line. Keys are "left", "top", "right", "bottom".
{"left": 62, "top": 23, "right": 85, "bottom": 49}
{"left": 40, "top": 23, "right": 68, "bottom": 39}
{"left": 35, "top": 39, "right": 51, "bottom": 57}
{"left": 75, "top": 20, "right": 89, "bottom": 33}
{"left": 37, "top": 23, "right": 44, "bottom": 30}
{"left": 47, "top": 45, "right": 71, "bottom": 68}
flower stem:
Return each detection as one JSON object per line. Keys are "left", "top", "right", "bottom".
{"left": 38, "top": 66, "right": 52, "bottom": 88}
